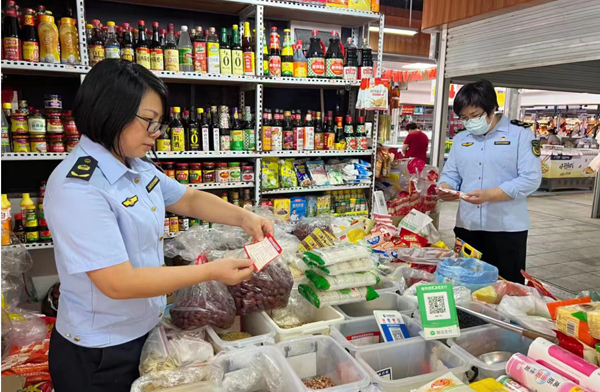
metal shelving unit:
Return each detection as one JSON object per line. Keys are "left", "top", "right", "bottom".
{"left": 261, "top": 183, "right": 371, "bottom": 195}
{"left": 3, "top": 242, "right": 55, "bottom": 250}
{"left": 188, "top": 182, "right": 254, "bottom": 190}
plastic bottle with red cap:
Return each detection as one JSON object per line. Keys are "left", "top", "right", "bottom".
{"left": 307, "top": 30, "right": 325, "bottom": 78}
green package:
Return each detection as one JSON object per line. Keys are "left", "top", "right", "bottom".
{"left": 416, "top": 283, "right": 460, "bottom": 340}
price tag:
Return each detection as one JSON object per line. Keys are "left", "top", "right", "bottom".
{"left": 243, "top": 234, "right": 282, "bottom": 271}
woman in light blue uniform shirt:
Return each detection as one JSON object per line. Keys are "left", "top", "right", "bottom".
{"left": 44, "top": 60, "right": 273, "bottom": 391}
{"left": 438, "top": 80, "right": 542, "bottom": 283}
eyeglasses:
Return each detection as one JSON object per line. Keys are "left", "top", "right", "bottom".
{"left": 135, "top": 114, "right": 169, "bottom": 135}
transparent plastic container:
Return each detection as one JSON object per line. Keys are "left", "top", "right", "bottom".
{"left": 206, "top": 312, "right": 276, "bottom": 353}
{"left": 414, "top": 301, "right": 510, "bottom": 332}
{"left": 211, "top": 345, "right": 305, "bottom": 392}
{"left": 335, "top": 293, "right": 416, "bottom": 319}
{"left": 330, "top": 314, "right": 423, "bottom": 357}
{"left": 261, "top": 306, "right": 345, "bottom": 343}
{"left": 447, "top": 325, "right": 533, "bottom": 381}
{"left": 277, "top": 336, "right": 370, "bottom": 392}
{"left": 355, "top": 339, "right": 470, "bottom": 392}
{"left": 373, "top": 277, "right": 400, "bottom": 295}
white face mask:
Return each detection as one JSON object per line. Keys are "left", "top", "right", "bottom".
{"left": 462, "top": 115, "right": 490, "bottom": 136}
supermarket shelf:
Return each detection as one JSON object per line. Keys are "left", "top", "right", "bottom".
{"left": 153, "top": 70, "right": 262, "bottom": 85}
{"left": 187, "top": 182, "right": 254, "bottom": 189}
{"left": 1, "top": 60, "right": 90, "bottom": 76}
{"left": 1, "top": 152, "right": 70, "bottom": 161}
{"left": 262, "top": 149, "right": 373, "bottom": 157}
{"left": 152, "top": 151, "right": 262, "bottom": 158}
{"left": 262, "top": 77, "right": 361, "bottom": 88}
{"left": 261, "top": 183, "right": 371, "bottom": 194}
{"left": 3, "top": 242, "right": 54, "bottom": 250}
{"left": 98, "top": 0, "right": 379, "bottom": 27}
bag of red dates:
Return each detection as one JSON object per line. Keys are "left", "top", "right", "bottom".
{"left": 220, "top": 249, "right": 294, "bottom": 315}
{"left": 170, "top": 280, "right": 236, "bottom": 330}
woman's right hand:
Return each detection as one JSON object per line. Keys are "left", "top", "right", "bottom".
{"left": 206, "top": 258, "right": 255, "bottom": 285}
{"left": 437, "top": 183, "right": 460, "bottom": 201}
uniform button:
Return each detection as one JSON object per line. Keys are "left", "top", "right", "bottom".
{"left": 479, "top": 162, "right": 482, "bottom": 165}
{"left": 66, "top": 333, "right": 71, "bottom": 337}
{"left": 135, "top": 177, "right": 140, "bottom": 184}
{"left": 158, "top": 312, "right": 163, "bottom": 318}
{"left": 477, "top": 206, "right": 481, "bottom": 209}
{"left": 481, "top": 148, "right": 483, "bottom": 151}
{"left": 159, "top": 236, "right": 164, "bottom": 241}
{"left": 74, "top": 337, "right": 80, "bottom": 342}
{"left": 479, "top": 177, "right": 481, "bottom": 180}
{"left": 151, "top": 206, "right": 157, "bottom": 212}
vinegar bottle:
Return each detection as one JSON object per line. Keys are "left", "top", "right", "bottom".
{"left": 307, "top": 30, "right": 325, "bottom": 78}
{"left": 325, "top": 31, "right": 344, "bottom": 79}
{"left": 164, "top": 23, "right": 179, "bottom": 71}
{"left": 292, "top": 40, "right": 308, "bottom": 78}
{"left": 178, "top": 25, "right": 193, "bottom": 72}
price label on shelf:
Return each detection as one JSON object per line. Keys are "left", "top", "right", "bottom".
{"left": 243, "top": 234, "right": 282, "bottom": 271}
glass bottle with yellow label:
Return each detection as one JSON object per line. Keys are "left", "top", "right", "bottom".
{"left": 219, "top": 27, "right": 232, "bottom": 75}
{"left": 170, "top": 107, "right": 185, "bottom": 151}
{"left": 135, "top": 20, "right": 151, "bottom": 69}
{"left": 231, "top": 25, "right": 243, "bottom": 75}
{"left": 164, "top": 23, "right": 179, "bottom": 71}
{"left": 206, "top": 27, "right": 220, "bottom": 74}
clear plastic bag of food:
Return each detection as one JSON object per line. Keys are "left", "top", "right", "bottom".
{"left": 435, "top": 258, "right": 499, "bottom": 291}
{"left": 298, "top": 284, "right": 379, "bottom": 308}
{"left": 139, "top": 326, "right": 213, "bottom": 376}
{"left": 472, "top": 281, "right": 534, "bottom": 305}
{"left": 2, "top": 308, "right": 12, "bottom": 360}
{"left": 269, "top": 290, "right": 316, "bottom": 329}
{"left": 304, "top": 270, "right": 379, "bottom": 291}
{"left": 223, "top": 250, "right": 294, "bottom": 315}
{"left": 8, "top": 310, "right": 48, "bottom": 348}
{"left": 394, "top": 247, "right": 454, "bottom": 264}
{"left": 171, "top": 280, "right": 237, "bottom": 330}
{"left": 303, "top": 244, "right": 372, "bottom": 267}
{"left": 1, "top": 237, "right": 34, "bottom": 276}
{"left": 131, "top": 367, "right": 219, "bottom": 392}
{"left": 307, "top": 257, "right": 375, "bottom": 276}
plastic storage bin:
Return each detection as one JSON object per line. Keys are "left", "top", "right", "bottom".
{"left": 261, "top": 306, "right": 345, "bottom": 343}
{"left": 206, "top": 312, "right": 276, "bottom": 352}
{"left": 374, "top": 277, "right": 400, "bottom": 294}
{"left": 414, "top": 301, "right": 510, "bottom": 332}
{"left": 277, "top": 336, "right": 370, "bottom": 392}
{"left": 447, "top": 325, "right": 533, "bottom": 381}
{"left": 335, "top": 293, "right": 417, "bottom": 319}
{"left": 355, "top": 339, "right": 470, "bottom": 392}
{"left": 211, "top": 345, "right": 305, "bottom": 392}
{"left": 330, "top": 314, "right": 423, "bottom": 357}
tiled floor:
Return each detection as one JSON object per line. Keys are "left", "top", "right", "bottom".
{"left": 438, "top": 192, "right": 600, "bottom": 294}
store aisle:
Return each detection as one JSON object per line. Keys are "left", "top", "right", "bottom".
{"left": 437, "top": 192, "right": 600, "bottom": 294}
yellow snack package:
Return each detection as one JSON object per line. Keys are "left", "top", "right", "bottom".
{"left": 469, "top": 378, "right": 506, "bottom": 392}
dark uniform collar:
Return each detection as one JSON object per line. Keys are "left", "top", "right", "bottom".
{"left": 78, "top": 136, "right": 137, "bottom": 185}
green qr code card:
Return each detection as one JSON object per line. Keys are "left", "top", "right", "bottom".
{"left": 416, "top": 283, "right": 460, "bottom": 340}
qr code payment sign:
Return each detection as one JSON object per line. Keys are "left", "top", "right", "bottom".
{"left": 423, "top": 292, "right": 450, "bottom": 320}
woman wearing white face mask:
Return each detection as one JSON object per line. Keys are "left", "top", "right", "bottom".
{"left": 437, "top": 80, "right": 542, "bottom": 283}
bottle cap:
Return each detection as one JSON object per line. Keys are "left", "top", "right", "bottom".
{"left": 312, "top": 29, "right": 318, "bottom": 35}
{"left": 159, "top": 28, "right": 166, "bottom": 34}
{"left": 86, "top": 23, "right": 93, "bottom": 29}
{"left": 152, "top": 21, "right": 159, "bottom": 27}
{"left": 271, "top": 26, "right": 277, "bottom": 31}
{"left": 195, "top": 26, "right": 202, "bottom": 32}
{"left": 39, "top": 14, "right": 53, "bottom": 23}
{"left": 168, "top": 23, "right": 174, "bottom": 31}
{"left": 61, "top": 17, "right": 74, "bottom": 24}
{"left": 359, "top": 116, "right": 364, "bottom": 122}
{"left": 233, "top": 24, "right": 238, "bottom": 30}
{"left": 7, "top": 0, "right": 15, "bottom": 6}
{"left": 183, "top": 110, "right": 190, "bottom": 115}
{"left": 92, "top": 19, "right": 101, "bottom": 25}
{"left": 107, "top": 21, "right": 115, "bottom": 27}
{"left": 2, "top": 103, "right": 12, "bottom": 109}
{"left": 173, "top": 107, "right": 181, "bottom": 113}
{"left": 122, "top": 22, "right": 130, "bottom": 29}
{"left": 197, "top": 108, "right": 204, "bottom": 114}
{"left": 138, "top": 20, "right": 145, "bottom": 26}
{"left": 181, "top": 25, "right": 188, "bottom": 32}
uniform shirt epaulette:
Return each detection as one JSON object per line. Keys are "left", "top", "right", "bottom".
{"left": 66, "top": 156, "right": 98, "bottom": 181}
{"left": 510, "top": 119, "right": 532, "bottom": 128}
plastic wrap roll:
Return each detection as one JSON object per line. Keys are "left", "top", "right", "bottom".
{"left": 528, "top": 338, "right": 600, "bottom": 392}
{"left": 506, "top": 353, "right": 592, "bottom": 392}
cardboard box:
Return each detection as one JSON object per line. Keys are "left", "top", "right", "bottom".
{"left": 273, "top": 198, "right": 291, "bottom": 221}
{"left": 290, "top": 197, "right": 307, "bottom": 224}
{"left": 349, "top": 0, "right": 371, "bottom": 11}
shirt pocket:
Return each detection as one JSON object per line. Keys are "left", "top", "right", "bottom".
{"left": 498, "top": 139, "right": 518, "bottom": 172}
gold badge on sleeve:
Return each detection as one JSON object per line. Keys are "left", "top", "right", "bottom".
{"left": 461, "top": 142, "right": 474, "bottom": 147}
{"left": 531, "top": 140, "right": 541, "bottom": 157}
{"left": 146, "top": 176, "right": 160, "bottom": 193}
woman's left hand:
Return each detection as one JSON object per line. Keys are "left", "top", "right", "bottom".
{"left": 463, "top": 189, "right": 491, "bottom": 204}
{"left": 240, "top": 212, "right": 274, "bottom": 241}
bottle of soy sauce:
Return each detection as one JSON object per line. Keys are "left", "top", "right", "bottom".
{"left": 135, "top": 20, "right": 151, "bottom": 69}
{"left": 325, "top": 31, "right": 343, "bottom": 79}
{"left": 307, "top": 30, "right": 325, "bottom": 78}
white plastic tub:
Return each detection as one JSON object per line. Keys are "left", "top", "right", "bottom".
{"left": 261, "top": 306, "right": 345, "bottom": 343}
{"left": 330, "top": 314, "right": 423, "bottom": 357}
{"left": 355, "top": 339, "right": 470, "bottom": 392}
{"left": 277, "top": 336, "right": 370, "bottom": 392}
{"left": 335, "top": 293, "right": 417, "bottom": 319}
{"left": 211, "top": 345, "right": 305, "bottom": 392}
{"left": 206, "top": 312, "right": 276, "bottom": 353}
{"left": 374, "top": 277, "right": 400, "bottom": 295}
{"left": 447, "top": 325, "right": 533, "bottom": 381}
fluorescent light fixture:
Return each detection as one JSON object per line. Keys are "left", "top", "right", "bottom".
{"left": 369, "top": 26, "right": 418, "bottom": 36}
{"left": 402, "top": 63, "right": 437, "bottom": 70}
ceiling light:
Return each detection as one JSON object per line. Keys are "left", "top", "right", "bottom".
{"left": 369, "top": 26, "right": 418, "bottom": 36}
{"left": 402, "top": 63, "right": 437, "bottom": 70}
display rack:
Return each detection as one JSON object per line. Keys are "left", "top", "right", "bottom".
{"left": 1, "top": 0, "right": 384, "bottom": 268}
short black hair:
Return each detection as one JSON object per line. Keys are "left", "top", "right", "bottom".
{"left": 453, "top": 79, "right": 498, "bottom": 117}
{"left": 73, "top": 59, "right": 169, "bottom": 159}
{"left": 405, "top": 122, "right": 418, "bottom": 131}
